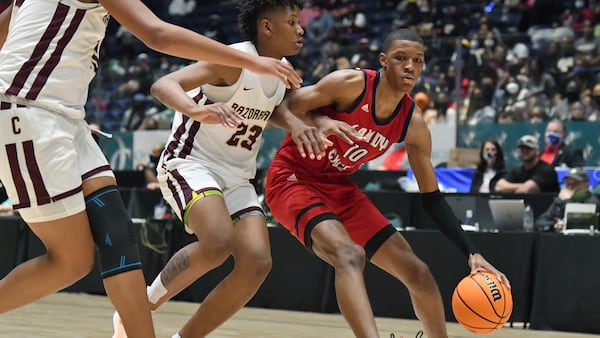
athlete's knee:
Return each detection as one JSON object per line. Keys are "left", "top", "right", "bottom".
{"left": 328, "top": 241, "right": 366, "bottom": 270}
{"left": 85, "top": 186, "right": 142, "bottom": 279}
{"left": 403, "top": 257, "right": 435, "bottom": 290}
{"left": 45, "top": 246, "right": 95, "bottom": 282}
{"left": 236, "top": 249, "right": 272, "bottom": 281}
{"left": 198, "top": 232, "right": 234, "bottom": 265}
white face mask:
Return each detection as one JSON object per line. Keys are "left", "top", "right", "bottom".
{"left": 484, "top": 39, "right": 495, "bottom": 48}
{"left": 506, "top": 82, "right": 519, "bottom": 95}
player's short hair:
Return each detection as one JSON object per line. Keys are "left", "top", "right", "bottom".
{"left": 381, "top": 29, "right": 424, "bottom": 53}
{"left": 238, "top": 0, "right": 305, "bottom": 42}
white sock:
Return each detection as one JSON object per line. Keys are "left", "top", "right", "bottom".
{"left": 147, "top": 273, "right": 168, "bottom": 304}
{"left": 172, "top": 333, "right": 181, "bottom": 338}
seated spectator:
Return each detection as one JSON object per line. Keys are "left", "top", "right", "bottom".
{"left": 535, "top": 167, "right": 600, "bottom": 232}
{"left": 495, "top": 135, "right": 560, "bottom": 193}
{"left": 136, "top": 143, "right": 165, "bottom": 190}
{"left": 469, "top": 139, "right": 507, "bottom": 193}
{"left": 540, "top": 119, "right": 584, "bottom": 167}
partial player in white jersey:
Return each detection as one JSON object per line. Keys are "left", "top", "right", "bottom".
{"left": 0, "top": 0, "right": 302, "bottom": 337}
{"left": 111, "top": 1, "right": 327, "bottom": 337}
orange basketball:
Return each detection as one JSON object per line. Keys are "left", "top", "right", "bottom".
{"left": 451, "top": 271, "right": 513, "bottom": 334}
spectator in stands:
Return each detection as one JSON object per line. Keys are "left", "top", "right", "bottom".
{"left": 535, "top": 167, "right": 600, "bottom": 231}
{"left": 136, "top": 143, "right": 165, "bottom": 190}
{"left": 470, "top": 139, "right": 507, "bottom": 193}
{"left": 540, "top": 119, "right": 585, "bottom": 167}
{"left": 561, "top": 0, "right": 595, "bottom": 34}
{"left": 203, "top": 14, "right": 230, "bottom": 44}
{"left": 495, "top": 135, "right": 560, "bottom": 193}
{"left": 304, "top": 1, "right": 334, "bottom": 49}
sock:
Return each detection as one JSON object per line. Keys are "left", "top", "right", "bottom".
{"left": 172, "top": 333, "right": 181, "bottom": 338}
{"left": 147, "top": 273, "right": 168, "bottom": 304}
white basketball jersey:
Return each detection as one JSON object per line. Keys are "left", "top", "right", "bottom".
{"left": 0, "top": 0, "right": 109, "bottom": 119}
{"left": 162, "top": 41, "right": 286, "bottom": 185}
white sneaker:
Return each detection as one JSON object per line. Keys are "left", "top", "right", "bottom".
{"left": 112, "top": 311, "right": 127, "bottom": 338}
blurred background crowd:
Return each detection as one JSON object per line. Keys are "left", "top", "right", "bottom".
{"left": 53, "top": 0, "right": 600, "bottom": 133}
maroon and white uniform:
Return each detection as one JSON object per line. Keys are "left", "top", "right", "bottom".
{"left": 266, "top": 69, "right": 415, "bottom": 253}
{"left": 0, "top": 0, "right": 112, "bottom": 222}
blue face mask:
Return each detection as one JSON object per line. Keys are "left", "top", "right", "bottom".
{"left": 545, "top": 131, "right": 562, "bottom": 147}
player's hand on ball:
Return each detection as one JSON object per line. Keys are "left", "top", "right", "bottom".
{"left": 468, "top": 253, "right": 511, "bottom": 289}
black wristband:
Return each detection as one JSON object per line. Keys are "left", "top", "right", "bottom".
{"left": 421, "top": 190, "right": 480, "bottom": 256}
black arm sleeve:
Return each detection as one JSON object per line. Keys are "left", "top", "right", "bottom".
{"left": 421, "top": 190, "right": 480, "bottom": 256}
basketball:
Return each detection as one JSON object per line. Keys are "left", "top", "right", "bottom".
{"left": 451, "top": 271, "right": 513, "bottom": 334}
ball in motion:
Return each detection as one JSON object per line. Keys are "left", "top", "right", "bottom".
{"left": 451, "top": 271, "right": 513, "bottom": 334}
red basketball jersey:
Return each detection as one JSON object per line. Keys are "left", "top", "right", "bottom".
{"left": 271, "top": 69, "right": 415, "bottom": 179}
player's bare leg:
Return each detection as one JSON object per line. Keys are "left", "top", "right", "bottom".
{"left": 311, "top": 219, "right": 379, "bottom": 338}
{"left": 370, "top": 233, "right": 448, "bottom": 338}
{"left": 0, "top": 212, "right": 95, "bottom": 313}
{"left": 178, "top": 215, "right": 271, "bottom": 337}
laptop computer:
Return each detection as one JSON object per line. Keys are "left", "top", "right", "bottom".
{"left": 445, "top": 194, "right": 478, "bottom": 231}
{"left": 563, "top": 203, "right": 598, "bottom": 235}
{"left": 488, "top": 199, "right": 526, "bottom": 232}
{"left": 446, "top": 195, "right": 477, "bottom": 223}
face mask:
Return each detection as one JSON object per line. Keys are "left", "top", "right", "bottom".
{"left": 506, "top": 82, "right": 519, "bottom": 95}
{"left": 484, "top": 39, "right": 495, "bottom": 48}
{"left": 470, "top": 39, "right": 479, "bottom": 49}
{"left": 483, "top": 151, "right": 497, "bottom": 161}
{"left": 575, "top": 1, "right": 584, "bottom": 9}
{"left": 545, "top": 131, "right": 562, "bottom": 147}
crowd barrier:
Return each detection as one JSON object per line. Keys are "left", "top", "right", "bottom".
{"left": 1, "top": 187, "right": 599, "bottom": 334}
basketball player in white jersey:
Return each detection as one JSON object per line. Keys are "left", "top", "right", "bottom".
{"left": 110, "top": 1, "right": 326, "bottom": 337}
{"left": 0, "top": 0, "right": 301, "bottom": 337}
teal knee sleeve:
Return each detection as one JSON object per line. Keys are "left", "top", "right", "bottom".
{"left": 85, "top": 186, "right": 142, "bottom": 278}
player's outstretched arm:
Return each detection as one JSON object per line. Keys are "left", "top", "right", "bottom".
{"left": 404, "top": 111, "right": 510, "bottom": 287}
{"left": 100, "top": 0, "right": 301, "bottom": 88}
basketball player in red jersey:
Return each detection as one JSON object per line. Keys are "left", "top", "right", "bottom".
{"left": 266, "top": 29, "right": 510, "bottom": 338}
{"left": 0, "top": 0, "right": 299, "bottom": 337}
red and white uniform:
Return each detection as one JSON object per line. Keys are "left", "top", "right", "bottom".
{"left": 266, "top": 69, "right": 415, "bottom": 251}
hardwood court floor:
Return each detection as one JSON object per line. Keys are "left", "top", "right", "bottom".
{"left": 0, "top": 293, "right": 596, "bottom": 338}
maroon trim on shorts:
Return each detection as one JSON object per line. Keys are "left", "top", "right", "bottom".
{"left": 231, "top": 206, "right": 265, "bottom": 220}
{"left": 5, "top": 3, "right": 69, "bottom": 97}
{"left": 169, "top": 169, "right": 189, "bottom": 214}
{"left": 52, "top": 185, "right": 82, "bottom": 202}
{"left": 0, "top": 102, "right": 10, "bottom": 110}
{"left": 23, "top": 140, "right": 51, "bottom": 205}
{"left": 26, "top": 8, "right": 86, "bottom": 100}
{"left": 5, "top": 143, "right": 31, "bottom": 209}
{"left": 82, "top": 165, "right": 112, "bottom": 180}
